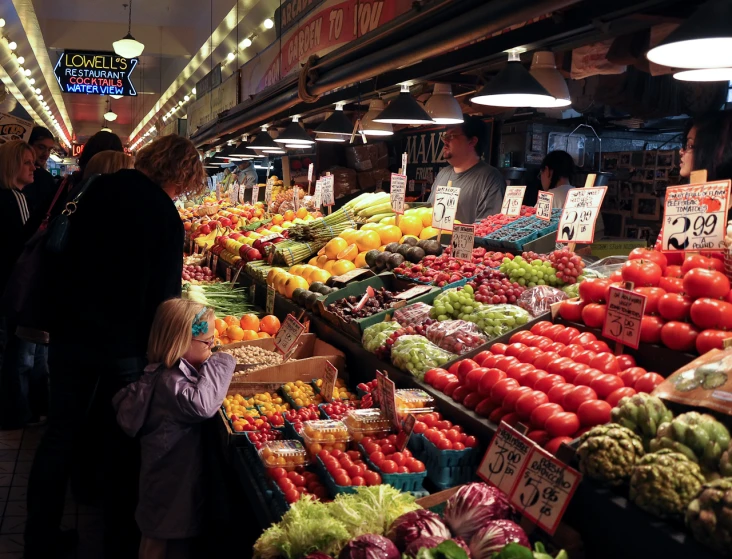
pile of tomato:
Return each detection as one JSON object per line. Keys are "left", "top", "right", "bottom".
{"left": 423, "top": 321, "right": 663, "bottom": 454}
{"left": 559, "top": 248, "right": 732, "bottom": 354}
{"left": 412, "top": 412, "right": 479, "bottom": 451}
{"left": 317, "top": 448, "right": 384, "bottom": 487}
{"left": 268, "top": 467, "right": 329, "bottom": 503}
{"left": 360, "top": 435, "right": 427, "bottom": 474}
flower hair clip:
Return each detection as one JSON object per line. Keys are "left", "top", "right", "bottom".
{"left": 192, "top": 308, "right": 209, "bottom": 337}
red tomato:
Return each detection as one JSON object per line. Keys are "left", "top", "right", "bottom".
{"left": 491, "top": 378, "right": 520, "bottom": 405}
{"left": 579, "top": 278, "right": 613, "bottom": 304}
{"left": 590, "top": 374, "right": 625, "bottom": 399}
{"left": 619, "top": 367, "right": 647, "bottom": 387}
{"left": 463, "top": 392, "right": 484, "bottom": 410}
{"left": 518, "top": 346, "right": 542, "bottom": 364}
{"left": 443, "top": 379, "right": 461, "bottom": 397}
{"left": 563, "top": 385, "right": 598, "bottom": 412}
{"left": 502, "top": 386, "right": 533, "bottom": 412}
{"left": 621, "top": 260, "right": 662, "bottom": 287}
{"left": 478, "top": 368, "right": 508, "bottom": 396}
{"left": 406, "top": 458, "right": 425, "bottom": 473}
{"left": 424, "top": 368, "right": 447, "bottom": 386}
{"left": 473, "top": 351, "right": 493, "bottom": 367}
{"left": 532, "top": 337, "right": 555, "bottom": 350}
{"left": 690, "top": 298, "right": 732, "bottom": 330}
{"left": 582, "top": 304, "right": 606, "bottom": 328}
{"left": 574, "top": 350, "right": 597, "bottom": 365}
{"left": 451, "top": 385, "right": 471, "bottom": 404}
{"left": 577, "top": 400, "right": 612, "bottom": 427}
{"left": 544, "top": 324, "right": 567, "bottom": 341}
{"left": 635, "top": 372, "right": 664, "bottom": 394}
{"left": 432, "top": 373, "right": 453, "bottom": 392}
{"left": 659, "top": 276, "right": 685, "bottom": 294}
{"left": 559, "top": 344, "right": 584, "bottom": 361}
{"left": 510, "top": 331, "right": 534, "bottom": 344}
{"left": 546, "top": 357, "right": 573, "bottom": 377}
{"left": 577, "top": 332, "right": 598, "bottom": 345}
{"left": 491, "top": 343, "right": 508, "bottom": 355}
{"left": 489, "top": 407, "right": 510, "bottom": 424}
{"left": 269, "top": 467, "right": 288, "bottom": 480}
{"left": 682, "top": 254, "right": 716, "bottom": 273}
{"left": 334, "top": 473, "right": 352, "bottom": 486}
{"left": 494, "top": 355, "right": 519, "bottom": 372}
{"left": 606, "top": 387, "right": 637, "bottom": 407}
{"left": 559, "top": 299, "right": 586, "bottom": 322}
{"left": 547, "top": 342, "right": 567, "bottom": 353}
{"left": 609, "top": 270, "right": 623, "bottom": 282}
{"left": 533, "top": 351, "right": 560, "bottom": 371}
{"left": 505, "top": 343, "right": 528, "bottom": 358}
{"left": 464, "top": 367, "right": 489, "bottom": 390}
{"left": 545, "top": 412, "right": 580, "bottom": 437}
{"left": 555, "top": 327, "right": 581, "bottom": 346}
{"left": 665, "top": 265, "right": 683, "bottom": 278}
{"left": 448, "top": 362, "right": 461, "bottom": 377}
{"left": 506, "top": 362, "right": 535, "bottom": 382}
{"left": 515, "top": 390, "right": 549, "bottom": 419}
{"left": 530, "top": 402, "right": 564, "bottom": 429}
{"left": 351, "top": 476, "right": 366, "bottom": 486}
{"left": 363, "top": 471, "right": 381, "bottom": 486}
{"left": 522, "top": 370, "right": 549, "bottom": 389}
{"left": 696, "top": 330, "right": 732, "bottom": 354}
{"left": 531, "top": 321, "right": 553, "bottom": 336}
{"left": 683, "top": 268, "right": 731, "bottom": 300}
{"left": 548, "top": 383, "right": 576, "bottom": 405}
{"left": 379, "top": 460, "right": 398, "bottom": 474}
{"left": 661, "top": 321, "right": 699, "bottom": 352}
{"left": 634, "top": 287, "right": 666, "bottom": 315}
{"left": 640, "top": 315, "right": 665, "bottom": 344}
{"left": 527, "top": 430, "right": 552, "bottom": 446}
{"left": 464, "top": 436, "right": 478, "bottom": 448}
{"left": 475, "top": 398, "right": 497, "bottom": 417}
{"left": 457, "top": 359, "right": 480, "bottom": 382}
{"left": 586, "top": 340, "right": 612, "bottom": 354}
{"left": 629, "top": 248, "right": 667, "bottom": 272}
{"left": 615, "top": 354, "right": 636, "bottom": 370}
{"left": 589, "top": 353, "right": 620, "bottom": 375}
{"left": 501, "top": 412, "right": 521, "bottom": 427}
{"left": 346, "top": 464, "right": 366, "bottom": 478}
{"left": 557, "top": 362, "right": 587, "bottom": 383}
{"left": 533, "top": 374, "right": 566, "bottom": 394}
{"left": 658, "top": 293, "right": 692, "bottom": 322}
{"left": 545, "top": 436, "right": 574, "bottom": 455}
{"left": 574, "top": 369, "right": 602, "bottom": 387}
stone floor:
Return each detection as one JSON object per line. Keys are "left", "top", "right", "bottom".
{"left": 0, "top": 427, "right": 104, "bottom": 558}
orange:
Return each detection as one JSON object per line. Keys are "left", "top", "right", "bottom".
{"left": 272, "top": 214, "right": 284, "bottom": 225}
{"left": 379, "top": 216, "right": 396, "bottom": 225}
{"left": 356, "top": 230, "right": 381, "bottom": 251}
{"left": 223, "top": 315, "right": 239, "bottom": 327}
{"left": 316, "top": 254, "right": 330, "bottom": 268}
{"left": 241, "top": 329, "right": 259, "bottom": 341}
{"left": 332, "top": 260, "right": 356, "bottom": 276}
{"left": 259, "top": 315, "right": 281, "bottom": 335}
{"left": 399, "top": 215, "right": 423, "bottom": 237}
{"left": 308, "top": 256, "right": 318, "bottom": 266}
{"left": 214, "top": 318, "right": 228, "bottom": 335}
{"left": 240, "top": 314, "right": 260, "bottom": 332}
{"left": 284, "top": 210, "right": 295, "bottom": 222}
{"left": 257, "top": 331, "right": 271, "bottom": 338}
{"left": 420, "top": 209, "right": 433, "bottom": 227}
{"left": 339, "top": 228, "right": 359, "bottom": 244}
{"left": 377, "top": 225, "right": 402, "bottom": 245}
{"left": 419, "top": 226, "right": 439, "bottom": 240}
{"left": 309, "top": 268, "right": 331, "bottom": 284}
{"left": 285, "top": 276, "right": 309, "bottom": 298}
{"left": 296, "top": 207, "right": 308, "bottom": 219}
{"left": 361, "top": 223, "right": 380, "bottom": 231}
{"left": 324, "top": 260, "right": 336, "bottom": 274}
{"left": 337, "top": 243, "right": 359, "bottom": 262}
{"left": 324, "top": 237, "right": 348, "bottom": 259}
{"left": 354, "top": 251, "right": 368, "bottom": 268}
{"left": 219, "top": 336, "right": 231, "bottom": 345}
{"left": 227, "top": 325, "right": 245, "bottom": 341}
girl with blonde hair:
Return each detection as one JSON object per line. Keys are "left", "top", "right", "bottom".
{"left": 114, "top": 298, "right": 235, "bottom": 559}
{"left": 83, "top": 150, "right": 134, "bottom": 179}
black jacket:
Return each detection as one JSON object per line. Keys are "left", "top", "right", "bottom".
{"left": 49, "top": 169, "right": 184, "bottom": 363}
{"left": 23, "top": 167, "right": 58, "bottom": 215}
{"left": 0, "top": 188, "right": 35, "bottom": 295}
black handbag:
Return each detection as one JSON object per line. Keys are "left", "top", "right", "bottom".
{"left": 46, "top": 173, "right": 99, "bottom": 253}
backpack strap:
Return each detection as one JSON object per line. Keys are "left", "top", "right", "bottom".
{"left": 61, "top": 173, "right": 100, "bottom": 217}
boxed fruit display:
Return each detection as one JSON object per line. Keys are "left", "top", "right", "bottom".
{"left": 301, "top": 419, "right": 352, "bottom": 454}
{"left": 395, "top": 389, "right": 435, "bottom": 416}
{"left": 343, "top": 409, "right": 392, "bottom": 442}
{"left": 258, "top": 440, "right": 309, "bottom": 470}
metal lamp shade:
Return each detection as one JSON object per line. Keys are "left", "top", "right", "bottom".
{"left": 361, "top": 99, "right": 394, "bottom": 136}
{"left": 113, "top": 34, "right": 145, "bottom": 58}
{"left": 647, "top": 0, "right": 732, "bottom": 69}
{"left": 529, "top": 52, "right": 571, "bottom": 107}
{"left": 275, "top": 121, "right": 314, "bottom": 144}
{"left": 231, "top": 141, "right": 256, "bottom": 158}
{"left": 425, "top": 84, "right": 464, "bottom": 124}
{"left": 248, "top": 129, "right": 279, "bottom": 149}
{"left": 315, "top": 134, "right": 346, "bottom": 142}
{"left": 315, "top": 110, "right": 353, "bottom": 136}
{"left": 471, "top": 61, "right": 557, "bottom": 108}
{"left": 373, "top": 92, "right": 434, "bottom": 125}
{"left": 214, "top": 145, "right": 235, "bottom": 158}
{"left": 674, "top": 68, "right": 732, "bottom": 81}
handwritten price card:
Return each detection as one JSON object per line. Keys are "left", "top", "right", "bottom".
{"left": 451, "top": 224, "right": 475, "bottom": 261}
{"left": 313, "top": 179, "right": 323, "bottom": 207}
{"left": 308, "top": 162, "right": 314, "bottom": 182}
{"left": 274, "top": 314, "right": 306, "bottom": 355}
{"left": 293, "top": 186, "right": 300, "bottom": 211}
{"left": 501, "top": 185, "right": 527, "bottom": 217}
{"left": 265, "top": 178, "right": 274, "bottom": 205}
{"left": 397, "top": 414, "right": 416, "bottom": 452}
{"left": 536, "top": 191, "right": 554, "bottom": 222}
{"left": 321, "top": 361, "right": 338, "bottom": 403}
{"left": 602, "top": 286, "right": 647, "bottom": 349}
{"left": 251, "top": 184, "right": 260, "bottom": 205}
{"left": 376, "top": 371, "right": 399, "bottom": 431}
{"left": 390, "top": 173, "right": 407, "bottom": 214}
{"left": 401, "top": 152, "right": 408, "bottom": 175}
{"left": 431, "top": 185, "right": 461, "bottom": 231}
{"left": 556, "top": 186, "right": 607, "bottom": 244}
{"left": 229, "top": 184, "right": 239, "bottom": 205}
{"left": 322, "top": 175, "right": 335, "bottom": 207}
{"left": 266, "top": 285, "right": 276, "bottom": 315}
{"left": 478, "top": 422, "right": 533, "bottom": 495}
{"left": 660, "top": 180, "right": 731, "bottom": 252}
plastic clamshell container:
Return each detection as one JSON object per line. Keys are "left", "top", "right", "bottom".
{"left": 257, "top": 440, "right": 308, "bottom": 471}
{"left": 301, "top": 419, "right": 351, "bottom": 454}
{"left": 395, "top": 389, "right": 435, "bottom": 415}
{"left": 343, "top": 409, "right": 392, "bottom": 442}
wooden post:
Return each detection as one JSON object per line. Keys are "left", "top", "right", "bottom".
{"left": 282, "top": 155, "right": 291, "bottom": 192}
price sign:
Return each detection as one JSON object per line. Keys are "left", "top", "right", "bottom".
{"left": 510, "top": 446, "right": 581, "bottom": 535}
{"left": 308, "top": 162, "right": 314, "bottom": 182}
{"left": 397, "top": 413, "right": 416, "bottom": 452}
{"left": 251, "top": 184, "right": 259, "bottom": 205}
{"left": 602, "top": 286, "right": 646, "bottom": 349}
{"left": 390, "top": 173, "right": 407, "bottom": 215}
{"left": 478, "top": 422, "right": 534, "bottom": 495}
{"left": 332, "top": 268, "right": 371, "bottom": 284}
{"left": 660, "top": 180, "right": 731, "bottom": 252}
{"left": 293, "top": 187, "right": 300, "bottom": 211}
{"left": 321, "top": 360, "right": 338, "bottom": 403}
{"left": 536, "top": 191, "right": 554, "bottom": 222}
{"left": 431, "top": 184, "right": 461, "bottom": 231}
{"left": 376, "top": 371, "right": 399, "bottom": 431}
{"left": 501, "top": 185, "right": 527, "bottom": 217}
{"left": 314, "top": 179, "right": 323, "bottom": 207}
{"left": 556, "top": 186, "right": 607, "bottom": 244}
{"left": 265, "top": 178, "right": 274, "bottom": 205}
{"left": 260, "top": 233, "right": 282, "bottom": 243}
{"left": 229, "top": 184, "right": 239, "bottom": 205}
{"left": 392, "top": 284, "right": 433, "bottom": 300}
{"left": 274, "top": 314, "right": 306, "bottom": 355}
{"left": 266, "top": 285, "right": 276, "bottom": 315}
{"left": 322, "top": 175, "right": 335, "bottom": 207}
{"left": 401, "top": 152, "right": 408, "bottom": 175}
{"left": 451, "top": 223, "right": 474, "bottom": 261}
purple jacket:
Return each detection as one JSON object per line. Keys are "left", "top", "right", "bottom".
{"left": 113, "top": 352, "right": 235, "bottom": 539}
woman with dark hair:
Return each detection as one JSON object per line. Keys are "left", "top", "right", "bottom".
{"left": 539, "top": 150, "right": 576, "bottom": 209}
{"left": 691, "top": 111, "right": 732, "bottom": 182}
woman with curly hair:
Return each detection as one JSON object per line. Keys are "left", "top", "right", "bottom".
{"left": 25, "top": 135, "right": 206, "bottom": 559}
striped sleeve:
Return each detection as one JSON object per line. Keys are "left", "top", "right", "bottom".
{"left": 11, "top": 190, "right": 30, "bottom": 224}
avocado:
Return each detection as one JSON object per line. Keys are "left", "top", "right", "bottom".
{"left": 305, "top": 291, "right": 320, "bottom": 309}
{"left": 365, "top": 249, "right": 381, "bottom": 268}
{"left": 406, "top": 246, "right": 426, "bottom": 264}
{"left": 292, "top": 287, "right": 308, "bottom": 304}
{"left": 316, "top": 285, "right": 331, "bottom": 295}
{"left": 325, "top": 276, "right": 336, "bottom": 287}
{"left": 309, "top": 281, "right": 325, "bottom": 293}
{"left": 385, "top": 242, "right": 400, "bottom": 253}
{"left": 375, "top": 252, "right": 390, "bottom": 271}
{"left": 402, "top": 236, "right": 418, "bottom": 247}
{"left": 420, "top": 239, "right": 442, "bottom": 256}
{"left": 397, "top": 244, "right": 411, "bottom": 257}
{"left": 387, "top": 253, "right": 405, "bottom": 270}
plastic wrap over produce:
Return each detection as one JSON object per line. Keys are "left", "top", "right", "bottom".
{"left": 390, "top": 335, "right": 455, "bottom": 380}
{"left": 393, "top": 303, "right": 433, "bottom": 326}
{"left": 362, "top": 322, "right": 401, "bottom": 353}
{"left": 517, "top": 286, "right": 568, "bottom": 317}
{"left": 425, "top": 320, "right": 489, "bottom": 355}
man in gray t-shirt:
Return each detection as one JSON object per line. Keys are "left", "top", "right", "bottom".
{"left": 428, "top": 116, "right": 506, "bottom": 224}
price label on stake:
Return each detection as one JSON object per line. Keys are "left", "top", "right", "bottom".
{"left": 536, "top": 191, "right": 554, "bottom": 222}
{"left": 397, "top": 414, "right": 416, "bottom": 452}
{"left": 229, "top": 184, "right": 239, "bottom": 205}
{"left": 401, "top": 152, "right": 408, "bottom": 176}
{"left": 376, "top": 371, "right": 399, "bottom": 431}
{"left": 478, "top": 422, "right": 534, "bottom": 496}
{"left": 509, "top": 446, "right": 581, "bottom": 535}
{"left": 322, "top": 175, "right": 335, "bottom": 207}
{"left": 501, "top": 185, "right": 527, "bottom": 216}
{"left": 431, "top": 184, "right": 461, "bottom": 231}
{"left": 293, "top": 187, "right": 300, "bottom": 211}
{"left": 265, "top": 178, "right": 274, "bottom": 205}
{"left": 602, "top": 286, "right": 646, "bottom": 349}
{"left": 321, "top": 361, "right": 338, "bottom": 403}
{"left": 274, "top": 314, "right": 306, "bottom": 355}
{"left": 266, "top": 285, "right": 276, "bottom": 315}
{"left": 660, "top": 180, "right": 731, "bottom": 252}
{"left": 390, "top": 173, "right": 407, "bottom": 214}
{"left": 392, "top": 284, "right": 433, "bottom": 300}
{"left": 314, "top": 179, "right": 323, "bottom": 207}
{"left": 251, "top": 184, "right": 259, "bottom": 205}
{"left": 556, "top": 186, "right": 608, "bottom": 244}
{"left": 451, "top": 223, "right": 475, "bottom": 261}
{"left": 307, "top": 163, "right": 314, "bottom": 182}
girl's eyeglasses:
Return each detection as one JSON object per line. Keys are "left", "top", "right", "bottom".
{"left": 193, "top": 337, "right": 216, "bottom": 348}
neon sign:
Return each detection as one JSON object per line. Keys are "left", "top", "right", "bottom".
{"left": 54, "top": 50, "right": 138, "bottom": 96}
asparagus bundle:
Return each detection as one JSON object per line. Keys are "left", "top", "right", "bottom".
{"left": 182, "top": 283, "right": 258, "bottom": 317}
{"left": 286, "top": 207, "right": 356, "bottom": 242}
{"left": 268, "top": 239, "right": 326, "bottom": 266}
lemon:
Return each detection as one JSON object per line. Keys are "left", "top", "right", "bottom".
{"left": 324, "top": 237, "right": 348, "bottom": 259}
{"left": 378, "top": 225, "right": 402, "bottom": 245}
{"left": 356, "top": 230, "right": 381, "bottom": 251}
{"left": 419, "top": 226, "right": 439, "bottom": 240}
{"left": 332, "top": 260, "right": 356, "bottom": 276}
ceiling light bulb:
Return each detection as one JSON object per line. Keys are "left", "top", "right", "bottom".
{"left": 7, "top": 41, "right": 16, "bottom": 51}
{"left": 0, "top": 19, "right": 5, "bottom": 28}
{"left": 37, "top": 94, "right": 43, "bottom": 100}
{"left": 24, "top": 69, "right": 31, "bottom": 76}
{"left": 192, "top": 88, "right": 197, "bottom": 95}
{"left": 263, "top": 18, "right": 274, "bottom": 29}
{"left": 16, "top": 56, "right": 24, "bottom": 64}
{"left": 110, "top": 94, "right": 123, "bottom": 99}
{"left": 104, "top": 110, "right": 118, "bottom": 122}
{"left": 18, "top": 67, "right": 25, "bottom": 74}
{"left": 29, "top": 78, "right": 35, "bottom": 85}
{"left": 184, "top": 95, "right": 190, "bottom": 102}
{"left": 674, "top": 67, "right": 732, "bottom": 81}
{"left": 227, "top": 52, "right": 235, "bottom": 61}
{"left": 241, "top": 38, "right": 252, "bottom": 48}
{"left": 101, "top": 126, "right": 112, "bottom": 133}
{"left": 34, "top": 88, "right": 40, "bottom": 94}
{"left": 179, "top": 100, "right": 184, "bottom": 106}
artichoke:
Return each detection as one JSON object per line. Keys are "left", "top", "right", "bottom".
{"left": 611, "top": 393, "right": 673, "bottom": 451}
{"left": 630, "top": 449, "right": 705, "bottom": 518}
{"left": 650, "top": 412, "right": 731, "bottom": 479}
{"left": 686, "top": 478, "right": 732, "bottom": 555}
{"left": 721, "top": 442, "right": 732, "bottom": 477}
{"left": 576, "top": 425, "right": 644, "bottom": 486}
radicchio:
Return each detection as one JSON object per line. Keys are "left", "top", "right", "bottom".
{"left": 404, "top": 536, "right": 472, "bottom": 558}
{"left": 387, "top": 509, "right": 452, "bottom": 551}
{"left": 338, "top": 535, "right": 400, "bottom": 559}
{"left": 468, "top": 520, "right": 529, "bottom": 559}
{"left": 443, "top": 483, "right": 513, "bottom": 541}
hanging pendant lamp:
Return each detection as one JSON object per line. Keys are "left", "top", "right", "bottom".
{"left": 529, "top": 52, "right": 571, "bottom": 107}
{"left": 113, "top": 0, "right": 145, "bottom": 59}
{"left": 360, "top": 99, "right": 393, "bottom": 136}
{"left": 425, "top": 84, "right": 464, "bottom": 124}
{"left": 275, "top": 115, "right": 314, "bottom": 144}
{"left": 231, "top": 136, "right": 256, "bottom": 159}
{"left": 214, "top": 144, "right": 236, "bottom": 159}
{"left": 373, "top": 84, "right": 434, "bottom": 125}
{"left": 674, "top": 67, "right": 732, "bottom": 81}
{"left": 647, "top": 0, "right": 732, "bottom": 69}
{"left": 103, "top": 97, "right": 118, "bottom": 121}
{"left": 471, "top": 50, "right": 557, "bottom": 108}
{"left": 248, "top": 126, "right": 279, "bottom": 150}
{"left": 315, "top": 103, "right": 353, "bottom": 136}
{"left": 315, "top": 134, "right": 346, "bottom": 142}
